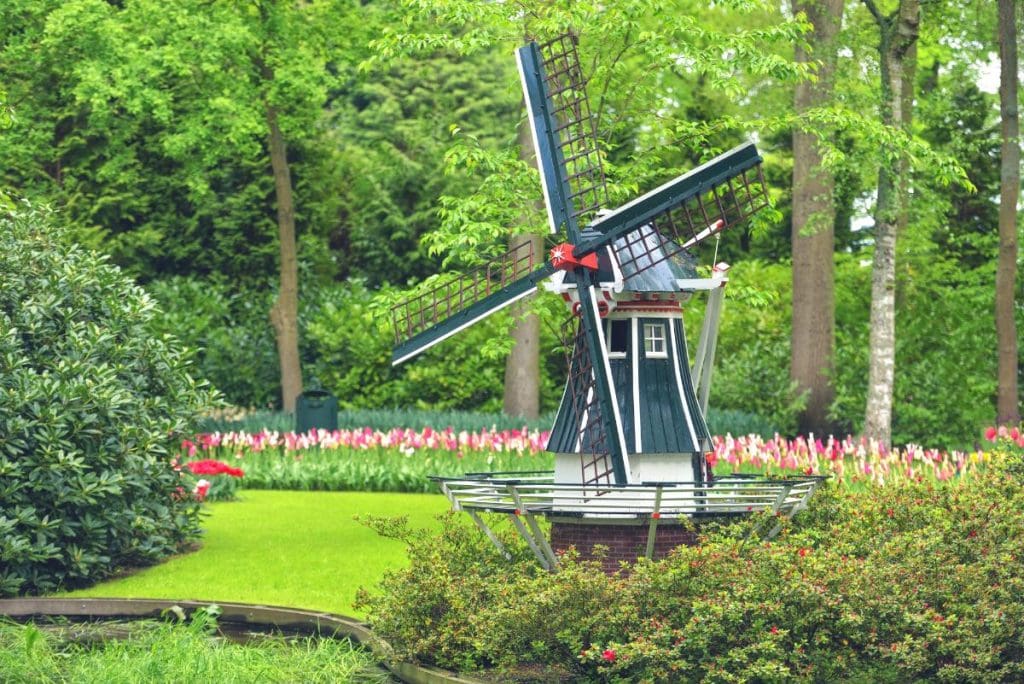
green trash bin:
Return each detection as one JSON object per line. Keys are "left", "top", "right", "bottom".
{"left": 295, "top": 390, "right": 338, "bottom": 434}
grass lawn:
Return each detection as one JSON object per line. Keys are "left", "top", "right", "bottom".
{"left": 61, "top": 490, "right": 450, "bottom": 618}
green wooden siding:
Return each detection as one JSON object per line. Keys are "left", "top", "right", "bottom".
{"left": 547, "top": 317, "right": 711, "bottom": 457}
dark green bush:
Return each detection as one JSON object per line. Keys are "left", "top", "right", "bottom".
{"left": 705, "top": 407, "right": 779, "bottom": 438}
{"left": 689, "top": 260, "right": 807, "bottom": 436}
{"left": 198, "top": 407, "right": 557, "bottom": 434}
{"left": 304, "top": 280, "right": 563, "bottom": 412}
{"left": 359, "top": 451, "right": 1024, "bottom": 681}
{"left": 147, "top": 277, "right": 280, "bottom": 409}
{"left": 0, "top": 205, "right": 214, "bottom": 597}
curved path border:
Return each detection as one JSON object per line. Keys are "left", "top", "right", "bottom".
{"left": 0, "top": 597, "right": 484, "bottom": 684}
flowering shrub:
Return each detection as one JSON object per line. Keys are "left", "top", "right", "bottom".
{"left": 358, "top": 449, "right": 1024, "bottom": 681}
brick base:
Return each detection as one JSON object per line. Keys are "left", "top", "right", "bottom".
{"left": 550, "top": 520, "right": 698, "bottom": 574}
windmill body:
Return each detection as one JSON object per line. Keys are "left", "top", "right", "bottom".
{"left": 389, "top": 33, "right": 824, "bottom": 570}
{"left": 546, "top": 230, "right": 717, "bottom": 489}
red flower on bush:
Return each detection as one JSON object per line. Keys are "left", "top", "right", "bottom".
{"left": 984, "top": 426, "right": 998, "bottom": 441}
{"left": 186, "top": 459, "right": 244, "bottom": 478}
{"left": 601, "top": 648, "right": 617, "bottom": 663}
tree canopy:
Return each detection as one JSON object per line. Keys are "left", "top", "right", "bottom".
{"left": 0, "top": 0, "right": 1018, "bottom": 447}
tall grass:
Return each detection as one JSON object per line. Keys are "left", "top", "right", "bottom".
{"left": 0, "top": 616, "right": 386, "bottom": 684}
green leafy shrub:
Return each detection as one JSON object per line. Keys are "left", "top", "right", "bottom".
{"left": 304, "top": 280, "right": 563, "bottom": 412}
{"left": 691, "top": 260, "right": 807, "bottom": 436}
{"left": 705, "top": 407, "right": 779, "bottom": 438}
{"left": 198, "top": 407, "right": 557, "bottom": 434}
{"left": 359, "top": 453, "right": 1024, "bottom": 681}
{"left": 147, "top": 277, "right": 279, "bottom": 409}
{"left": 0, "top": 205, "right": 214, "bottom": 597}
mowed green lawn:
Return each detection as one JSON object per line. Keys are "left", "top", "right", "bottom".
{"left": 62, "top": 490, "right": 450, "bottom": 618}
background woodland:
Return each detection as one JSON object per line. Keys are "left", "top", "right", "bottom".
{"left": 0, "top": 0, "right": 1020, "bottom": 450}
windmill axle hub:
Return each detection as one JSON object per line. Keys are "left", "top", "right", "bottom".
{"left": 549, "top": 242, "right": 598, "bottom": 271}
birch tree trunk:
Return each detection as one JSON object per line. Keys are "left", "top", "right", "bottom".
{"left": 266, "top": 104, "right": 304, "bottom": 413}
{"left": 791, "top": 0, "right": 843, "bottom": 436}
{"left": 862, "top": 0, "right": 920, "bottom": 447}
{"left": 996, "top": 0, "right": 1021, "bottom": 426}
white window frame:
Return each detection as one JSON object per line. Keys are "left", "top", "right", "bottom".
{"left": 643, "top": 322, "right": 668, "bottom": 358}
{"left": 605, "top": 319, "right": 629, "bottom": 359}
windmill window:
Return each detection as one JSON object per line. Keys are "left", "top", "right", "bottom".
{"left": 605, "top": 319, "right": 628, "bottom": 358}
{"left": 643, "top": 323, "right": 667, "bottom": 358}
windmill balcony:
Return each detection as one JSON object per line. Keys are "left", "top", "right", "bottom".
{"left": 432, "top": 472, "right": 826, "bottom": 571}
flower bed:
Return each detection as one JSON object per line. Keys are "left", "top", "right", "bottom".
{"left": 179, "top": 427, "right": 553, "bottom": 493}
{"left": 710, "top": 433, "right": 984, "bottom": 485}
{"left": 177, "top": 425, "right": 1019, "bottom": 493}
{"left": 183, "top": 426, "right": 550, "bottom": 457}
{"left": 172, "top": 458, "right": 245, "bottom": 502}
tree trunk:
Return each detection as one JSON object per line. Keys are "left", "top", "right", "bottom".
{"left": 997, "top": 0, "right": 1021, "bottom": 425}
{"left": 791, "top": 0, "right": 843, "bottom": 436}
{"left": 503, "top": 230, "right": 543, "bottom": 419}
{"left": 503, "top": 117, "right": 543, "bottom": 419}
{"left": 862, "top": 0, "right": 919, "bottom": 447}
{"left": 266, "top": 104, "right": 303, "bottom": 413}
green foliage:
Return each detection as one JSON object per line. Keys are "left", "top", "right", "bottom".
{"left": 0, "top": 0, "right": 1011, "bottom": 447}
{"left": 705, "top": 408, "right": 779, "bottom": 438}
{"left": 830, "top": 254, "right": 1001, "bottom": 448}
{"left": 360, "top": 455, "right": 1024, "bottom": 681}
{"left": 200, "top": 407, "right": 557, "bottom": 434}
{"left": 305, "top": 280, "right": 563, "bottom": 412}
{"left": 0, "top": 84, "right": 12, "bottom": 130}
{"left": 0, "top": 614, "right": 384, "bottom": 683}
{"left": 0, "top": 205, "right": 214, "bottom": 597}
{"left": 146, "top": 277, "right": 279, "bottom": 410}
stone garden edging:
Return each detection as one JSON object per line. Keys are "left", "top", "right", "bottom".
{"left": 0, "top": 597, "right": 485, "bottom": 684}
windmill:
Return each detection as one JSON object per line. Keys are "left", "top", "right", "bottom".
{"left": 391, "top": 33, "right": 823, "bottom": 571}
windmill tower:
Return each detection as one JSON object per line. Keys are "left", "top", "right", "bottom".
{"left": 391, "top": 33, "right": 822, "bottom": 571}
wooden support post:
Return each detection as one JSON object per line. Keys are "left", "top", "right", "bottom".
{"left": 508, "top": 484, "right": 559, "bottom": 570}
{"left": 645, "top": 485, "right": 664, "bottom": 560}
{"left": 466, "top": 510, "right": 512, "bottom": 561}
{"left": 764, "top": 484, "right": 794, "bottom": 540}
{"left": 508, "top": 512, "right": 549, "bottom": 571}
